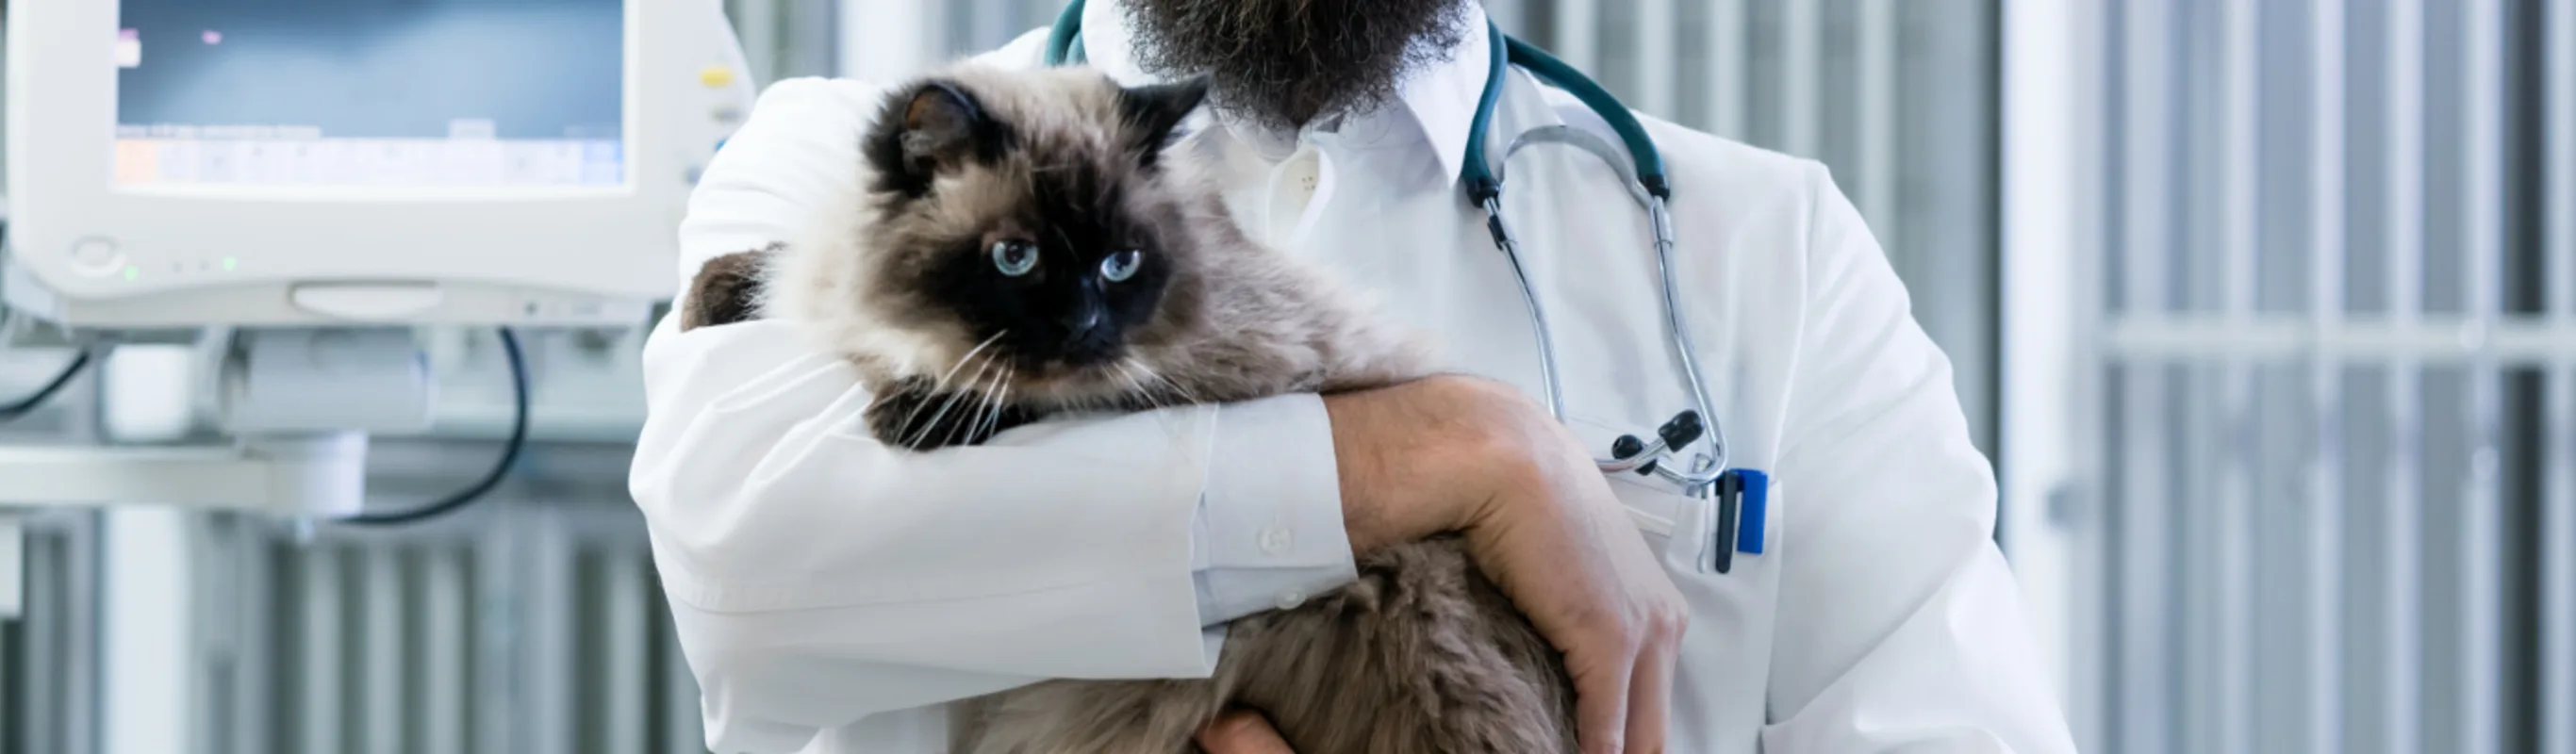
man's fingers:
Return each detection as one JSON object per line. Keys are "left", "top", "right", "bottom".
{"left": 1624, "top": 634, "right": 1680, "bottom": 754}
{"left": 1571, "top": 654, "right": 1635, "bottom": 754}
{"left": 1197, "top": 711, "right": 1297, "bottom": 754}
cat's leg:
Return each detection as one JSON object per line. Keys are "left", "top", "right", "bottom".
{"left": 864, "top": 376, "right": 1043, "bottom": 451}
{"left": 959, "top": 679, "right": 1229, "bottom": 754}
{"left": 679, "top": 244, "right": 780, "bottom": 332}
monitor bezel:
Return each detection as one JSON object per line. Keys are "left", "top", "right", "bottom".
{"left": 3, "top": 0, "right": 697, "bottom": 317}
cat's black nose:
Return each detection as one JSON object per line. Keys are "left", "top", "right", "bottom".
{"left": 1058, "top": 307, "right": 1103, "bottom": 336}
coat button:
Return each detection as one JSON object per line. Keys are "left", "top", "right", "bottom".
{"left": 1258, "top": 526, "right": 1293, "bottom": 554}
{"left": 1275, "top": 591, "right": 1306, "bottom": 611}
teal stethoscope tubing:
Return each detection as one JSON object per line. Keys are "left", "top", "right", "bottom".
{"left": 1042, "top": 1, "right": 1734, "bottom": 503}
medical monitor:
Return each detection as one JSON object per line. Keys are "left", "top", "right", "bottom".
{"left": 6, "top": 0, "right": 754, "bottom": 326}
{"left": 112, "top": 0, "right": 627, "bottom": 192}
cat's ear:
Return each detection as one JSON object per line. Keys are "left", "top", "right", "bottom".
{"left": 865, "top": 79, "right": 1008, "bottom": 197}
{"left": 1117, "top": 75, "right": 1211, "bottom": 167}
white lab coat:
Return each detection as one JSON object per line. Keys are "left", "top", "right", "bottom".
{"left": 630, "top": 5, "right": 2076, "bottom": 753}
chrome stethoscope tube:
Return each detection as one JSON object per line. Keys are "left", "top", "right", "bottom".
{"left": 1485, "top": 126, "right": 1728, "bottom": 494}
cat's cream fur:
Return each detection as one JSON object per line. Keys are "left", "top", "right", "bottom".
{"left": 680, "top": 62, "right": 1577, "bottom": 753}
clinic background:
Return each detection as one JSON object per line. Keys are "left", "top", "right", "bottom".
{"left": 0, "top": 1, "right": 2568, "bottom": 753}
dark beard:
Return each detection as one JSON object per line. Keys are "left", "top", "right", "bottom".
{"left": 1123, "top": 0, "right": 1473, "bottom": 133}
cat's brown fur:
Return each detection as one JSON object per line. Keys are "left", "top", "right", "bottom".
{"left": 681, "top": 62, "right": 1576, "bottom": 754}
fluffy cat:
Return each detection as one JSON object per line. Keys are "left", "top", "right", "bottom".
{"left": 679, "top": 63, "right": 1577, "bottom": 754}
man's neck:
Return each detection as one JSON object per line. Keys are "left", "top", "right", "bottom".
{"left": 1080, "top": 0, "right": 1491, "bottom": 184}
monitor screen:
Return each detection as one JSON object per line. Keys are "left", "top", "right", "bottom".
{"left": 111, "top": 0, "right": 626, "bottom": 189}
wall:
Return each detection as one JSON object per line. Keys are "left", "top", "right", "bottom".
{"left": 2038, "top": 1, "right": 2576, "bottom": 753}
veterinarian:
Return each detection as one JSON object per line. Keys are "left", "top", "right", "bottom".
{"left": 629, "top": 1, "right": 2079, "bottom": 752}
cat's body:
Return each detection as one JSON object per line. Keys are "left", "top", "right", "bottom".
{"left": 679, "top": 63, "right": 1576, "bottom": 753}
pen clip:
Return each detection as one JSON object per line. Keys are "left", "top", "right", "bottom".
{"left": 1709, "top": 470, "right": 1740, "bottom": 575}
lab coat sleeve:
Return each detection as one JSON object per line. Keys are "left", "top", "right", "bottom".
{"left": 1754, "top": 165, "right": 2078, "bottom": 753}
{"left": 632, "top": 75, "right": 1354, "bottom": 753}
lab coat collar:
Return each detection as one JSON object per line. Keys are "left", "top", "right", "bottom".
{"left": 1077, "top": 0, "right": 1490, "bottom": 186}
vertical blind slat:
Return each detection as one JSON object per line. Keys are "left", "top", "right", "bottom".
{"left": 298, "top": 551, "right": 342, "bottom": 754}
{"left": 2214, "top": 2, "right": 2259, "bottom": 751}
{"left": 423, "top": 549, "right": 468, "bottom": 754}
{"left": 1781, "top": 0, "right": 1823, "bottom": 157}
{"left": 2304, "top": 2, "right": 2348, "bottom": 752}
{"left": 24, "top": 534, "right": 62, "bottom": 754}
{"left": 1857, "top": 0, "right": 1899, "bottom": 233}
{"left": 665, "top": 614, "right": 707, "bottom": 754}
{"left": 1703, "top": 0, "right": 1749, "bottom": 139}
{"left": 474, "top": 526, "right": 520, "bottom": 754}
{"left": 362, "top": 550, "right": 405, "bottom": 754}
{"left": 2382, "top": 2, "right": 2428, "bottom": 749}
{"left": 1635, "top": 0, "right": 1676, "bottom": 118}
{"left": 606, "top": 551, "right": 650, "bottom": 754}
{"left": 2459, "top": 3, "right": 2508, "bottom": 752}
{"left": 528, "top": 516, "right": 576, "bottom": 754}
{"left": 1553, "top": 0, "right": 1599, "bottom": 79}
{"left": 2115, "top": 1, "right": 2179, "bottom": 749}
{"left": 2546, "top": 5, "right": 2576, "bottom": 754}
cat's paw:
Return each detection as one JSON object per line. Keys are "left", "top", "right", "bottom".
{"left": 865, "top": 377, "right": 1040, "bottom": 451}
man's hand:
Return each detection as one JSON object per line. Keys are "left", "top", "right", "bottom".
{"left": 1197, "top": 711, "right": 1297, "bottom": 754}
{"left": 1323, "top": 376, "right": 1690, "bottom": 754}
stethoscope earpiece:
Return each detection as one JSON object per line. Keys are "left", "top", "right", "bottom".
{"left": 1659, "top": 411, "right": 1704, "bottom": 451}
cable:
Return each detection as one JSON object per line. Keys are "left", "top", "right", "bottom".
{"left": 343, "top": 327, "right": 529, "bottom": 526}
{"left": 0, "top": 347, "right": 97, "bottom": 423}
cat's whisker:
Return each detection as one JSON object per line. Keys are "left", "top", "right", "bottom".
{"left": 1113, "top": 361, "right": 1164, "bottom": 410}
{"left": 910, "top": 358, "right": 991, "bottom": 451}
{"left": 1098, "top": 361, "right": 1131, "bottom": 393}
{"left": 959, "top": 361, "right": 1008, "bottom": 448}
{"left": 943, "top": 374, "right": 983, "bottom": 449}
{"left": 997, "top": 368, "right": 1017, "bottom": 434}
{"left": 975, "top": 367, "right": 1014, "bottom": 444}
{"left": 899, "top": 332, "right": 1009, "bottom": 444}
{"left": 1129, "top": 359, "right": 1199, "bottom": 406}
{"left": 938, "top": 332, "right": 1009, "bottom": 392}
{"left": 994, "top": 378, "right": 1015, "bottom": 438}
{"left": 939, "top": 362, "right": 999, "bottom": 450}
{"left": 1144, "top": 366, "right": 1190, "bottom": 404}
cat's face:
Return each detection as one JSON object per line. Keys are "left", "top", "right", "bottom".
{"left": 796, "top": 67, "right": 1214, "bottom": 407}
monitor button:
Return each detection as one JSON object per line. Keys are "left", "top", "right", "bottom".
{"left": 68, "top": 238, "right": 125, "bottom": 276}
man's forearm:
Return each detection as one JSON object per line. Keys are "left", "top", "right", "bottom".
{"left": 1322, "top": 375, "right": 1553, "bottom": 554}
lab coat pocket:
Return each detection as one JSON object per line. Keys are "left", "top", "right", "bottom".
{"left": 1565, "top": 416, "right": 1718, "bottom": 574}
{"left": 1605, "top": 474, "right": 1714, "bottom": 576}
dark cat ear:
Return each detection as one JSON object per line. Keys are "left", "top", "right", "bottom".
{"left": 865, "top": 79, "right": 1009, "bottom": 197}
{"left": 1117, "top": 75, "right": 1211, "bottom": 167}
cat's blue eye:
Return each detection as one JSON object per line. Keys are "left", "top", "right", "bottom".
{"left": 991, "top": 240, "right": 1038, "bottom": 277}
{"left": 1100, "top": 250, "right": 1143, "bottom": 282}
